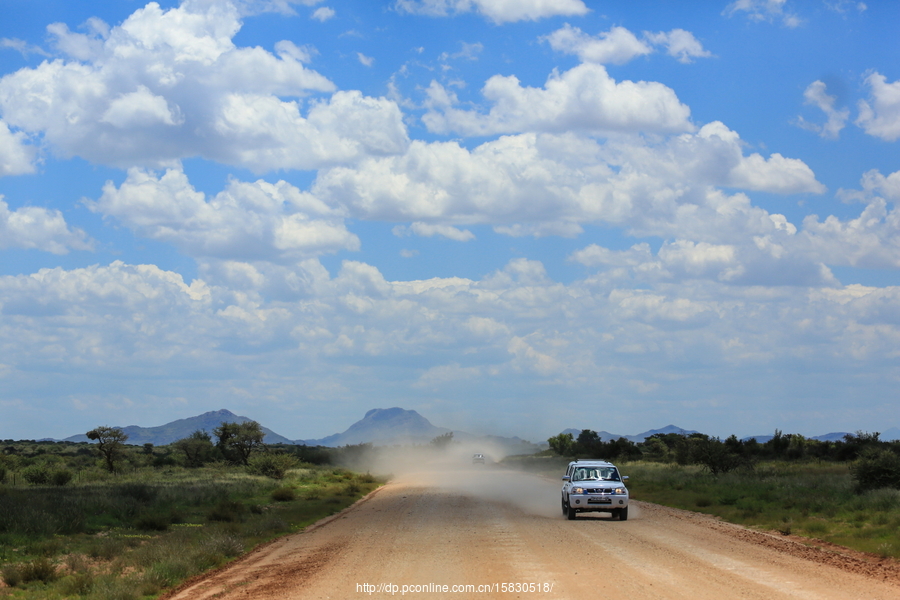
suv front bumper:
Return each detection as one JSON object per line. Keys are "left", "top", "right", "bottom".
{"left": 566, "top": 492, "right": 628, "bottom": 512}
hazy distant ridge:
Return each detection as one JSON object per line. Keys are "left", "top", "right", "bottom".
{"left": 63, "top": 409, "right": 293, "bottom": 446}
{"left": 61, "top": 408, "right": 900, "bottom": 447}
{"left": 560, "top": 424, "right": 700, "bottom": 443}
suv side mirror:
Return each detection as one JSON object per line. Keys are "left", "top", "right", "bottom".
{"left": 622, "top": 475, "right": 629, "bottom": 481}
{"left": 562, "top": 475, "right": 570, "bottom": 481}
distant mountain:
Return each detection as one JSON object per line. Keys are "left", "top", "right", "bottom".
{"left": 300, "top": 408, "right": 544, "bottom": 454}
{"left": 559, "top": 424, "right": 699, "bottom": 443}
{"left": 631, "top": 425, "right": 700, "bottom": 442}
{"left": 301, "top": 407, "right": 450, "bottom": 447}
{"left": 812, "top": 432, "right": 851, "bottom": 442}
{"left": 561, "top": 428, "right": 624, "bottom": 441}
{"left": 881, "top": 427, "right": 900, "bottom": 442}
{"left": 64, "top": 409, "right": 294, "bottom": 446}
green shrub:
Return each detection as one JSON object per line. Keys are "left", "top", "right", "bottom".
{"left": 51, "top": 469, "right": 73, "bottom": 486}
{"left": 118, "top": 483, "right": 157, "bottom": 503}
{"left": 26, "top": 537, "right": 64, "bottom": 557}
{"left": 200, "top": 531, "right": 244, "bottom": 558}
{"left": 271, "top": 486, "right": 296, "bottom": 502}
{"left": 851, "top": 448, "right": 900, "bottom": 493}
{"left": 860, "top": 488, "right": 900, "bottom": 511}
{"left": 88, "top": 575, "right": 140, "bottom": 600}
{"left": 60, "top": 570, "right": 95, "bottom": 595}
{"left": 247, "top": 452, "right": 299, "bottom": 479}
{"left": 0, "top": 558, "right": 59, "bottom": 586}
{"left": 136, "top": 511, "right": 171, "bottom": 531}
{"left": 22, "top": 464, "right": 51, "bottom": 485}
{"left": 207, "top": 500, "right": 246, "bottom": 522}
{"left": 89, "top": 537, "right": 126, "bottom": 561}
{"left": 0, "top": 563, "right": 22, "bottom": 587}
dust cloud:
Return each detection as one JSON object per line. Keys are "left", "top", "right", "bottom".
{"left": 335, "top": 439, "right": 564, "bottom": 519}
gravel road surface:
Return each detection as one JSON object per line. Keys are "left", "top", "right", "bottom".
{"left": 162, "top": 465, "right": 900, "bottom": 599}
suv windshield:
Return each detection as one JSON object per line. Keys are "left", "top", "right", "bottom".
{"left": 572, "top": 467, "right": 620, "bottom": 482}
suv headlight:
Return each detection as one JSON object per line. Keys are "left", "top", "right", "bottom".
{"left": 614, "top": 487, "right": 627, "bottom": 495}
{"left": 573, "top": 487, "right": 584, "bottom": 494}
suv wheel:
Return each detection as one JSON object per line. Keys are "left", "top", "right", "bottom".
{"left": 566, "top": 500, "right": 577, "bottom": 520}
{"left": 619, "top": 506, "right": 628, "bottom": 521}
{"left": 561, "top": 497, "right": 568, "bottom": 516}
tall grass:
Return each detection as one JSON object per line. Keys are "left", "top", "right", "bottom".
{"left": 619, "top": 461, "right": 900, "bottom": 558}
{"left": 0, "top": 464, "right": 383, "bottom": 598}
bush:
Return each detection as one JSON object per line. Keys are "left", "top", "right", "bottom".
{"left": 136, "top": 511, "right": 171, "bottom": 531}
{"left": 247, "top": 452, "right": 299, "bottom": 479}
{"left": 60, "top": 570, "right": 95, "bottom": 595}
{"left": 0, "top": 558, "right": 59, "bottom": 586}
{"left": 88, "top": 537, "right": 126, "bottom": 561}
{"left": 0, "top": 563, "right": 22, "bottom": 587}
{"left": 851, "top": 448, "right": 900, "bottom": 493}
{"left": 22, "top": 464, "right": 51, "bottom": 485}
{"left": 207, "top": 500, "right": 247, "bottom": 522}
{"left": 51, "top": 469, "right": 73, "bottom": 486}
{"left": 271, "top": 486, "right": 296, "bottom": 502}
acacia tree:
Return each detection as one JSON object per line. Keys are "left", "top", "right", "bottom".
{"left": 430, "top": 432, "right": 453, "bottom": 450}
{"left": 214, "top": 421, "right": 265, "bottom": 465}
{"left": 86, "top": 426, "right": 129, "bottom": 472}
{"left": 547, "top": 433, "right": 574, "bottom": 456}
{"left": 174, "top": 429, "right": 216, "bottom": 467}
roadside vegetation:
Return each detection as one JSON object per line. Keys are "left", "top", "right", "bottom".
{"left": 0, "top": 424, "right": 382, "bottom": 599}
{"left": 523, "top": 428, "right": 900, "bottom": 559}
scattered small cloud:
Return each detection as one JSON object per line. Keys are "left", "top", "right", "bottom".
{"left": 312, "top": 6, "right": 335, "bottom": 21}
{"left": 795, "top": 80, "right": 849, "bottom": 139}
{"left": 394, "top": 0, "right": 589, "bottom": 24}
{"left": 723, "top": 0, "right": 803, "bottom": 28}
{"left": 0, "top": 37, "right": 50, "bottom": 58}
{"left": 644, "top": 29, "right": 713, "bottom": 64}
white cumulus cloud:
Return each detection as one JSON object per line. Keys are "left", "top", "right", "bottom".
{"left": 0, "top": 197, "right": 94, "bottom": 254}
{"left": 544, "top": 25, "right": 652, "bottom": 65}
{"left": 423, "top": 63, "right": 693, "bottom": 136}
{"left": 856, "top": 72, "right": 900, "bottom": 142}
{"left": 0, "top": 120, "right": 37, "bottom": 176}
{"left": 0, "top": 0, "right": 407, "bottom": 171}
{"left": 87, "top": 167, "right": 359, "bottom": 261}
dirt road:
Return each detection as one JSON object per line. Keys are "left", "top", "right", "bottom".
{"left": 164, "top": 466, "right": 900, "bottom": 599}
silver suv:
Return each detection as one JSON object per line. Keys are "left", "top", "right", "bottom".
{"left": 561, "top": 460, "right": 629, "bottom": 520}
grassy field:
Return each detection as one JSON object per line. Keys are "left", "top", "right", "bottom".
{"left": 505, "top": 456, "right": 900, "bottom": 559}
{"left": 0, "top": 463, "right": 382, "bottom": 599}
{"left": 622, "top": 461, "right": 900, "bottom": 558}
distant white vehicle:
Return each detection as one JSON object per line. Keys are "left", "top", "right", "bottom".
{"left": 472, "top": 453, "right": 485, "bottom": 464}
{"left": 561, "top": 460, "right": 629, "bottom": 520}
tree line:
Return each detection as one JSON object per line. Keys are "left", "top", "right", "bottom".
{"left": 0, "top": 421, "right": 333, "bottom": 486}
{"left": 547, "top": 429, "right": 900, "bottom": 492}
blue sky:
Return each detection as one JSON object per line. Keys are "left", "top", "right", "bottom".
{"left": 1, "top": 0, "right": 899, "bottom": 443}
